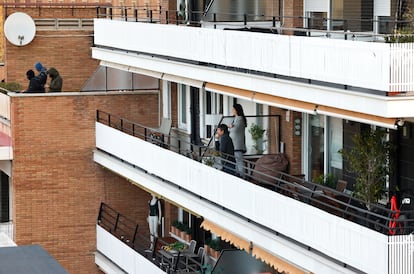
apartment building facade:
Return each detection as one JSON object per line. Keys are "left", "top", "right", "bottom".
{"left": 0, "top": 0, "right": 414, "bottom": 274}
{"left": 91, "top": 0, "right": 414, "bottom": 273}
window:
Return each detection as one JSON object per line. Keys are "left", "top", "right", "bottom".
{"left": 305, "top": 114, "right": 343, "bottom": 181}
{"left": 203, "top": 91, "right": 224, "bottom": 138}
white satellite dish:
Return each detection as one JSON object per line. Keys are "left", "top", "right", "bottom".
{"left": 4, "top": 12, "right": 36, "bottom": 46}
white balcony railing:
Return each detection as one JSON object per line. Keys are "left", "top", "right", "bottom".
{"left": 0, "top": 93, "right": 10, "bottom": 121}
{"left": 96, "top": 122, "right": 392, "bottom": 274}
{"left": 96, "top": 225, "right": 165, "bottom": 274}
{"left": 93, "top": 19, "right": 414, "bottom": 93}
{"left": 389, "top": 234, "right": 414, "bottom": 274}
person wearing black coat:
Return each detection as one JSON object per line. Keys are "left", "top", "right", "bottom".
{"left": 215, "top": 124, "right": 236, "bottom": 175}
{"left": 23, "top": 70, "right": 43, "bottom": 93}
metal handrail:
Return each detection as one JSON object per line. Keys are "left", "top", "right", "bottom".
{"left": 97, "top": 202, "right": 140, "bottom": 249}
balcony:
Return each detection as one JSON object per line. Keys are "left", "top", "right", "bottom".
{"left": 94, "top": 111, "right": 414, "bottom": 274}
{"left": 92, "top": 17, "right": 414, "bottom": 121}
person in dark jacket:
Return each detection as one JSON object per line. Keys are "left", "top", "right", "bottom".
{"left": 34, "top": 62, "right": 47, "bottom": 92}
{"left": 215, "top": 123, "right": 236, "bottom": 175}
{"left": 46, "top": 67, "right": 62, "bottom": 92}
{"left": 23, "top": 70, "right": 43, "bottom": 93}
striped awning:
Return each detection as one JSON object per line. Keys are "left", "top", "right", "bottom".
{"left": 205, "top": 82, "right": 398, "bottom": 129}
{"left": 201, "top": 219, "right": 309, "bottom": 274}
{"left": 252, "top": 245, "right": 307, "bottom": 274}
{"left": 200, "top": 219, "right": 250, "bottom": 251}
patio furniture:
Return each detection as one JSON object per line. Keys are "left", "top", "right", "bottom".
{"left": 336, "top": 180, "right": 348, "bottom": 192}
{"left": 188, "top": 239, "right": 197, "bottom": 253}
{"left": 148, "top": 117, "right": 172, "bottom": 147}
{"left": 250, "top": 153, "right": 289, "bottom": 188}
{"left": 185, "top": 247, "right": 205, "bottom": 272}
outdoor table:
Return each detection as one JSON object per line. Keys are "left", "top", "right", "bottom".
{"left": 158, "top": 249, "right": 198, "bottom": 272}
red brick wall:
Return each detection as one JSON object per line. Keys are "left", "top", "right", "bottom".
{"left": 269, "top": 107, "right": 302, "bottom": 175}
{"left": 282, "top": 0, "right": 303, "bottom": 33}
{"left": 10, "top": 92, "right": 159, "bottom": 274}
{"left": 4, "top": 7, "right": 98, "bottom": 92}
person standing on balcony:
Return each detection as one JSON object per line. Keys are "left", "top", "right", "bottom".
{"left": 45, "top": 67, "right": 63, "bottom": 92}
{"left": 229, "top": 104, "right": 247, "bottom": 178}
{"left": 147, "top": 194, "right": 162, "bottom": 249}
{"left": 215, "top": 124, "right": 236, "bottom": 175}
{"left": 34, "top": 62, "right": 47, "bottom": 92}
{"left": 22, "top": 70, "right": 42, "bottom": 93}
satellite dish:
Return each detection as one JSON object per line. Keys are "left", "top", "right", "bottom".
{"left": 4, "top": 12, "right": 36, "bottom": 46}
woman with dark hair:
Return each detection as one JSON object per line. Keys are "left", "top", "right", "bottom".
{"left": 229, "top": 103, "right": 247, "bottom": 178}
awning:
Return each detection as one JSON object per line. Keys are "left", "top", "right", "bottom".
{"left": 201, "top": 219, "right": 307, "bottom": 273}
{"left": 252, "top": 245, "right": 307, "bottom": 274}
{"left": 200, "top": 219, "right": 250, "bottom": 251}
{"left": 205, "top": 82, "right": 398, "bottom": 129}
{"left": 315, "top": 105, "right": 397, "bottom": 129}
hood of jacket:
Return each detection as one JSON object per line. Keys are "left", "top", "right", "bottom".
{"left": 47, "top": 67, "right": 59, "bottom": 79}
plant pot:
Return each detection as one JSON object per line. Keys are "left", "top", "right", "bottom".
{"left": 185, "top": 233, "right": 191, "bottom": 242}
{"left": 180, "top": 230, "right": 186, "bottom": 240}
{"left": 211, "top": 249, "right": 220, "bottom": 259}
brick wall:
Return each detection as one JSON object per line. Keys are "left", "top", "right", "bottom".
{"left": 269, "top": 107, "right": 302, "bottom": 175}
{"left": 282, "top": 0, "right": 303, "bottom": 33}
{"left": 10, "top": 92, "right": 159, "bottom": 274}
{"left": 4, "top": 7, "right": 98, "bottom": 92}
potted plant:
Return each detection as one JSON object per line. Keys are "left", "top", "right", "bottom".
{"left": 185, "top": 227, "right": 192, "bottom": 242}
{"left": 203, "top": 148, "right": 221, "bottom": 167}
{"left": 248, "top": 123, "right": 266, "bottom": 154}
{"left": 203, "top": 156, "right": 215, "bottom": 167}
{"left": 208, "top": 238, "right": 221, "bottom": 259}
{"left": 180, "top": 222, "right": 188, "bottom": 240}
{"left": 163, "top": 241, "right": 186, "bottom": 252}
{"left": 171, "top": 220, "right": 180, "bottom": 235}
{"left": 340, "top": 128, "right": 394, "bottom": 210}
{"left": 313, "top": 173, "right": 337, "bottom": 189}
{"left": 204, "top": 238, "right": 211, "bottom": 256}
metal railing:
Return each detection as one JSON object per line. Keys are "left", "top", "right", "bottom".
{"left": 96, "top": 110, "right": 414, "bottom": 236}
{"left": 97, "top": 202, "right": 139, "bottom": 249}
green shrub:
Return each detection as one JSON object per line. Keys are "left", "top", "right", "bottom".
{"left": 0, "top": 82, "right": 22, "bottom": 93}
{"left": 313, "top": 174, "right": 337, "bottom": 189}
{"left": 385, "top": 34, "right": 414, "bottom": 43}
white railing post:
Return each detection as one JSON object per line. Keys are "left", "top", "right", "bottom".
{"left": 389, "top": 234, "right": 414, "bottom": 274}
{"left": 389, "top": 43, "right": 414, "bottom": 93}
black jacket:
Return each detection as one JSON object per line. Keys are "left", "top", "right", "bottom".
{"left": 215, "top": 133, "right": 235, "bottom": 173}
{"left": 25, "top": 76, "right": 43, "bottom": 93}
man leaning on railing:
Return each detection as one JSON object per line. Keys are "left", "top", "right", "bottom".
{"left": 214, "top": 123, "right": 236, "bottom": 175}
